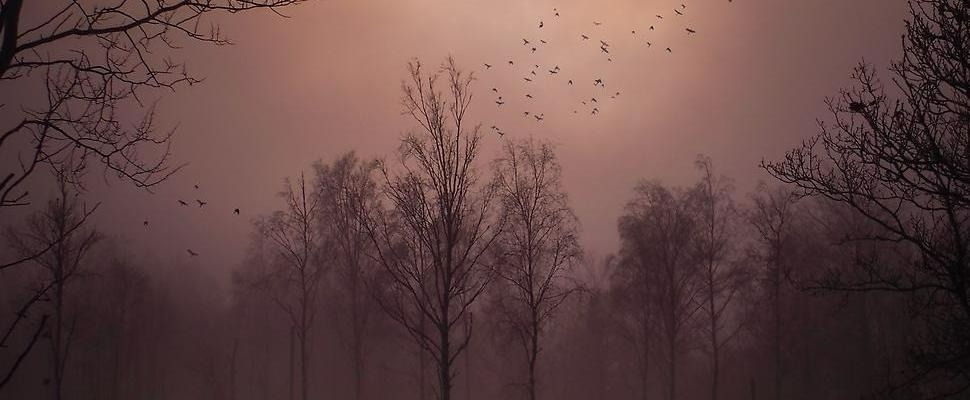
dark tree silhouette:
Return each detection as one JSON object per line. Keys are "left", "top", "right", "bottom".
{"left": 693, "top": 155, "right": 746, "bottom": 400}
{"left": 0, "top": 0, "right": 304, "bottom": 209}
{"left": 763, "top": 0, "right": 970, "bottom": 396}
{"left": 256, "top": 173, "right": 325, "bottom": 400}
{"left": 618, "top": 181, "right": 701, "bottom": 400}
{"left": 363, "top": 57, "right": 501, "bottom": 400}
{"left": 2, "top": 173, "right": 101, "bottom": 397}
{"left": 314, "top": 152, "right": 381, "bottom": 400}
{"left": 491, "top": 137, "right": 582, "bottom": 400}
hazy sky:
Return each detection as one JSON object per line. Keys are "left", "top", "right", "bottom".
{"left": 6, "top": 0, "right": 909, "bottom": 292}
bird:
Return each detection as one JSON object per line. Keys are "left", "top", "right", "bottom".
{"left": 484, "top": 63, "right": 493, "bottom": 69}
{"left": 194, "top": 184, "right": 199, "bottom": 189}
{"left": 548, "top": 69, "right": 558, "bottom": 74}
{"left": 233, "top": 208, "right": 240, "bottom": 215}
{"left": 196, "top": 199, "right": 207, "bottom": 207}
{"left": 509, "top": 60, "right": 514, "bottom": 65}
{"left": 600, "top": 40, "right": 610, "bottom": 47}
{"left": 492, "top": 87, "right": 499, "bottom": 92}
{"left": 187, "top": 249, "right": 199, "bottom": 257}
{"left": 568, "top": 80, "right": 573, "bottom": 85}
{"left": 686, "top": 28, "right": 696, "bottom": 34}
{"left": 523, "top": 38, "right": 530, "bottom": 45}
{"left": 534, "top": 114, "right": 544, "bottom": 122}
{"left": 656, "top": 14, "right": 663, "bottom": 19}
{"left": 632, "top": 30, "right": 637, "bottom": 35}
{"left": 591, "top": 97, "right": 598, "bottom": 103}
{"left": 524, "top": 77, "right": 533, "bottom": 82}
{"left": 554, "top": 8, "right": 559, "bottom": 17}
{"left": 496, "top": 99, "right": 505, "bottom": 106}
{"left": 650, "top": 25, "right": 655, "bottom": 30}
{"left": 581, "top": 34, "right": 590, "bottom": 40}
{"left": 178, "top": 200, "right": 188, "bottom": 206}
{"left": 600, "top": 46, "right": 609, "bottom": 54}
{"left": 523, "top": 111, "right": 530, "bottom": 116}
{"left": 526, "top": 94, "right": 534, "bottom": 99}
{"left": 531, "top": 70, "right": 537, "bottom": 75}
{"left": 539, "top": 20, "right": 544, "bottom": 28}
{"left": 593, "top": 21, "right": 602, "bottom": 26}
{"left": 674, "top": 9, "right": 684, "bottom": 16}
{"left": 646, "top": 41, "right": 653, "bottom": 47}
{"left": 681, "top": 4, "right": 687, "bottom": 8}
{"left": 531, "top": 47, "right": 537, "bottom": 53}
{"left": 540, "top": 39, "right": 547, "bottom": 44}
{"left": 607, "top": 57, "right": 613, "bottom": 62}
{"left": 496, "top": 130, "right": 506, "bottom": 137}
{"left": 594, "top": 78, "right": 604, "bottom": 86}
{"left": 666, "top": 47, "right": 672, "bottom": 53}
{"left": 143, "top": 220, "right": 149, "bottom": 227}
{"left": 592, "top": 107, "right": 600, "bottom": 115}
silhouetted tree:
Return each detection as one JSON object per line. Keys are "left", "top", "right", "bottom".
{"left": 747, "top": 183, "right": 799, "bottom": 400}
{"left": 363, "top": 57, "right": 501, "bottom": 400}
{"left": 314, "top": 152, "right": 381, "bottom": 400}
{"left": 256, "top": 173, "right": 325, "bottom": 400}
{"left": 491, "top": 138, "right": 582, "bottom": 400}
{"left": 693, "top": 155, "right": 746, "bottom": 400}
{"left": 618, "top": 181, "right": 701, "bottom": 400}
{"left": 2, "top": 174, "right": 101, "bottom": 398}
{"left": 763, "top": 0, "right": 970, "bottom": 396}
{"left": 0, "top": 0, "right": 304, "bottom": 209}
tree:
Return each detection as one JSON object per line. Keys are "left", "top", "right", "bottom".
{"left": 747, "top": 183, "right": 799, "bottom": 400}
{"left": 692, "top": 155, "right": 746, "bottom": 400}
{"left": 2, "top": 173, "right": 101, "bottom": 398}
{"left": 314, "top": 152, "right": 381, "bottom": 400}
{"left": 256, "top": 173, "right": 325, "bottom": 400}
{"left": 618, "top": 181, "right": 701, "bottom": 400}
{"left": 762, "top": 0, "right": 970, "bottom": 396}
{"left": 0, "top": 0, "right": 304, "bottom": 209}
{"left": 363, "top": 57, "right": 501, "bottom": 400}
{"left": 491, "top": 138, "right": 582, "bottom": 400}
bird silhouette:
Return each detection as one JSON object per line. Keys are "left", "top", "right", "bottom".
{"left": 591, "top": 97, "right": 598, "bottom": 103}
{"left": 594, "top": 78, "right": 604, "bottom": 86}
{"left": 568, "top": 80, "right": 573, "bottom": 85}
{"left": 686, "top": 28, "right": 696, "bottom": 34}
{"left": 484, "top": 63, "right": 493, "bottom": 69}
{"left": 523, "top": 38, "right": 530, "bottom": 45}
{"left": 581, "top": 34, "right": 590, "bottom": 40}
{"left": 187, "top": 249, "right": 199, "bottom": 257}
{"left": 646, "top": 41, "right": 653, "bottom": 47}
{"left": 540, "top": 39, "right": 547, "bottom": 44}
{"left": 600, "top": 46, "right": 609, "bottom": 54}
{"left": 178, "top": 200, "right": 188, "bottom": 206}
{"left": 233, "top": 208, "right": 240, "bottom": 215}
{"left": 674, "top": 9, "right": 684, "bottom": 16}
{"left": 650, "top": 25, "right": 655, "bottom": 30}
{"left": 194, "top": 184, "right": 199, "bottom": 189}
{"left": 539, "top": 20, "right": 544, "bottom": 28}
{"left": 600, "top": 40, "right": 610, "bottom": 47}
{"left": 531, "top": 47, "right": 537, "bottom": 53}
{"left": 509, "top": 60, "right": 514, "bottom": 65}
{"left": 592, "top": 107, "right": 600, "bottom": 115}
{"left": 548, "top": 69, "right": 558, "bottom": 74}
{"left": 593, "top": 21, "right": 602, "bottom": 26}
{"left": 523, "top": 111, "right": 530, "bottom": 116}
{"left": 656, "top": 14, "right": 663, "bottom": 19}
{"left": 524, "top": 77, "right": 533, "bottom": 82}
{"left": 534, "top": 114, "right": 544, "bottom": 122}
{"left": 143, "top": 220, "right": 149, "bottom": 227}
{"left": 492, "top": 87, "right": 499, "bottom": 92}
{"left": 496, "top": 99, "right": 505, "bottom": 106}
{"left": 526, "top": 94, "right": 534, "bottom": 99}
{"left": 666, "top": 47, "right": 672, "bottom": 53}
{"left": 196, "top": 199, "right": 207, "bottom": 207}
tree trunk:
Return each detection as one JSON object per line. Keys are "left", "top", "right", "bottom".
{"left": 288, "top": 326, "right": 295, "bottom": 400}
{"left": 438, "top": 321, "right": 452, "bottom": 400}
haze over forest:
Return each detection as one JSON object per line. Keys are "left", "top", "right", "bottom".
{"left": 2, "top": 1, "right": 968, "bottom": 400}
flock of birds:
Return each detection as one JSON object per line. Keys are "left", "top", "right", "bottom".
{"left": 141, "top": 184, "right": 241, "bottom": 258}
{"left": 138, "top": 2, "right": 734, "bottom": 257}
{"left": 480, "top": 2, "right": 727, "bottom": 137}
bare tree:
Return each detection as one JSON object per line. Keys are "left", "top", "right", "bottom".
{"left": 618, "top": 181, "right": 701, "bottom": 400}
{"left": 747, "top": 183, "right": 799, "bottom": 400}
{"left": 256, "top": 173, "right": 324, "bottom": 400}
{"left": 314, "top": 152, "right": 380, "bottom": 400}
{"left": 491, "top": 137, "right": 582, "bottom": 400}
{"left": 363, "top": 57, "right": 501, "bottom": 400}
{"left": 762, "top": 0, "right": 970, "bottom": 396}
{"left": 0, "top": 0, "right": 304, "bottom": 209}
{"left": 2, "top": 173, "right": 101, "bottom": 398}
{"left": 692, "top": 155, "right": 746, "bottom": 400}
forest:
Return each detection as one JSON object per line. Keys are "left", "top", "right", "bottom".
{"left": 1, "top": 0, "right": 968, "bottom": 400}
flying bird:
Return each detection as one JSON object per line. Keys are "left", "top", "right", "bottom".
{"left": 178, "top": 200, "right": 188, "bottom": 206}
{"left": 600, "top": 46, "right": 609, "bottom": 54}
{"left": 187, "top": 249, "right": 199, "bottom": 257}
{"left": 540, "top": 39, "right": 547, "bottom": 44}
{"left": 496, "top": 99, "right": 505, "bottom": 106}
{"left": 646, "top": 41, "right": 652, "bottom": 47}
{"left": 509, "top": 60, "right": 514, "bottom": 65}
{"left": 523, "top": 38, "right": 530, "bottom": 45}
{"left": 592, "top": 107, "right": 600, "bottom": 115}
{"left": 143, "top": 220, "right": 149, "bottom": 227}
{"left": 534, "top": 114, "right": 544, "bottom": 122}
{"left": 666, "top": 47, "right": 672, "bottom": 53}
{"left": 591, "top": 97, "right": 598, "bottom": 102}
{"left": 568, "top": 80, "right": 573, "bottom": 85}
{"left": 526, "top": 94, "right": 534, "bottom": 99}
{"left": 593, "top": 21, "right": 602, "bottom": 26}
{"left": 656, "top": 14, "right": 663, "bottom": 19}
{"left": 484, "top": 63, "right": 493, "bottom": 69}
{"left": 524, "top": 77, "right": 533, "bottom": 82}
{"left": 594, "top": 78, "right": 604, "bottom": 86}
{"left": 600, "top": 40, "right": 610, "bottom": 47}
{"left": 194, "top": 184, "right": 199, "bottom": 189}
{"left": 531, "top": 47, "right": 537, "bottom": 53}
{"left": 650, "top": 25, "right": 655, "bottom": 30}
{"left": 233, "top": 208, "right": 240, "bottom": 215}
{"left": 196, "top": 199, "right": 207, "bottom": 207}
{"left": 581, "top": 34, "right": 590, "bottom": 40}
{"left": 539, "top": 20, "right": 544, "bottom": 28}
{"left": 674, "top": 9, "right": 683, "bottom": 16}
{"left": 686, "top": 28, "right": 696, "bottom": 34}
{"left": 492, "top": 87, "right": 498, "bottom": 92}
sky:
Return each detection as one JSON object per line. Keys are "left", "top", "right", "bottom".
{"left": 5, "top": 0, "right": 910, "bottom": 295}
